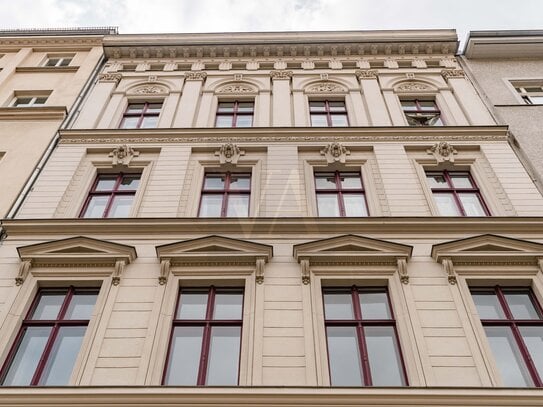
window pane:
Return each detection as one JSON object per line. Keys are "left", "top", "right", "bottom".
{"left": 226, "top": 195, "right": 249, "bottom": 217}
{"left": 203, "top": 175, "right": 226, "bottom": 190}
{"left": 33, "top": 97, "right": 48, "bottom": 106}
{"left": 58, "top": 58, "right": 71, "bottom": 66}
{"left": 217, "top": 102, "right": 234, "bottom": 113}
{"left": 324, "top": 292, "right": 354, "bottom": 320}
{"left": 120, "top": 117, "right": 139, "bottom": 129}
{"left": 328, "top": 101, "right": 346, "bottom": 112}
{"left": 199, "top": 195, "right": 223, "bottom": 217}
{"left": 82, "top": 196, "right": 108, "bottom": 218}
{"left": 340, "top": 174, "right": 362, "bottom": 190}
{"left": 206, "top": 326, "right": 241, "bottom": 385}
{"left": 237, "top": 102, "right": 254, "bottom": 112}
{"left": 14, "top": 97, "right": 32, "bottom": 106}
{"left": 215, "top": 115, "right": 234, "bottom": 127}
{"left": 400, "top": 100, "right": 417, "bottom": 111}
{"left": 525, "top": 87, "right": 543, "bottom": 93}
{"left": 458, "top": 193, "right": 487, "bottom": 216}
{"left": 125, "top": 104, "right": 144, "bottom": 113}
{"left": 229, "top": 175, "right": 250, "bottom": 190}
{"left": 214, "top": 292, "right": 243, "bottom": 320}
{"left": 428, "top": 115, "right": 444, "bottom": 126}
{"left": 235, "top": 114, "right": 253, "bottom": 127}
{"left": 147, "top": 103, "right": 163, "bottom": 113}
{"left": 164, "top": 326, "right": 204, "bottom": 385}
{"left": 108, "top": 195, "right": 134, "bottom": 217}
{"left": 140, "top": 116, "right": 158, "bottom": 128}
{"left": 327, "top": 326, "right": 363, "bottom": 386}
{"left": 310, "top": 114, "right": 328, "bottom": 127}
{"left": 32, "top": 292, "right": 66, "bottom": 320}
{"left": 317, "top": 194, "right": 340, "bottom": 216}
{"left": 118, "top": 175, "right": 140, "bottom": 191}
{"left": 177, "top": 292, "right": 208, "bottom": 319}
{"left": 505, "top": 292, "right": 540, "bottom": 320}
{"left": 359, "top": 291, "right": 391, "bottom": 319}
{"left": 95, "top": 176, "right": 117, "bottom": 191}
{"left": 330, "top": 114, "right": 348, "bottom": 127}
{"left": 1, "top": 327, "right": 51, "bottom": 385}
{"left": 418, "top": 101, "right": 438, "bottom": 111}
{"left": 65, "top": 292, "right": 98, "bottom": 320}
{"left": 39, "top": 326, "right": 86, "bottom": 385}
{"left": 315, "top": 174, "right": 337, "bottom": 190}
{"left": 309, "top": 101, "right": 326, "bottom": 112}
{"left": 484, "top": 326, "right": 533, "bottom": 387}
{"left": 472, "top": 292, "right": 505, "bottom": 319}
{"left": 365, "top": 326, "right": 405, "bottom": 386}
{"left": 433, "top": 193, "right": 462, "bottom": 216}
{"left": 520, "top": 326, "right": 543, "bottom": 378}
{"left": 343, "top": 194, "right": 368, "bottom": 216}
{"left": 529, "top": 96, "right": 543, "bottom": 104}
{"left": 45, "top": 58, "right": 59, "bottom": 66}
{"left": 426, "top": 174, "right": 448, "bottom": 189}
{"left": 450, "top": 175, "right": 473, "bottom": 189}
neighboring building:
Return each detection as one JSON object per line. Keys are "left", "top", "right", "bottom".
{"left": 1, "top": 29, "right": 543, "bottom": 406}
{"left": 461, "top": 30, "right": 543, "bottom": 191}
{"left": 0, "top": 27, "right": 116, "bottom": 218}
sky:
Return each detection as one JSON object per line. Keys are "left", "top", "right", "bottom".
{"left": 0, "top": 0, "right": 541, "bottom": 48}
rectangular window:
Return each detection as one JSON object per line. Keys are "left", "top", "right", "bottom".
{"left": 471, "top": 286, "right": 543, "bottom": 387}
{"left": 401, "top": 99, "right": 443, "bottom": 126}
{"left": 163, "top": 287, "right": 243, "bottom": 385}
{"left": 44, "top": 57, "right": 72, "bottom": 67}
{"left": 309, "top": 100, "right": 348, "bottom": 127}
{"left": 426, "top": 170, "right": 489, "bottom": 216}
{"left": 199, "top": 172, "right": 250, "bottom": 217}
{"left": 323, "top": 286, "right": 407, "bottom": 386}
{"left": 314, "top": 171, "right": 368, "bottom": 217}
{"left": 215, "top": 101, "right": 254, "bottom": 128}
{"left": 80, "top": 173, "right": 141, "bottom": 218}
{"left": 514, "top": 85, "right": 543, "bottom": 105}
{"left": 11, "top": 96, "right": 48, "bottom": 107}
{"left": 0, "top": 287, "right": 98, "bottom": 386}
{"left": 119, "top": 102, "right": 162, "bottom": 129}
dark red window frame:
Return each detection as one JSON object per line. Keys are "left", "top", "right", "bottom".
{"left": 471, "top": 286, "right": 543, "bottom": 387}
{"left": 323, "top": 286, "right": 408, "bottom": 386}
{"left": 119, "top": 102, "right": 162, "bottom": 129}
{"left": 426, "top": 170, "right": 490, "bottom": 216}
{"left": 309, "top": 100, "right": 349, "bottom": 127}
{"left": 401, "top": 99, "right": 443, "bottom": 126}
{"left": 79, "top": 173, "right": 140, "bottom": 218}
{"left": 162, "top": 286, "right": 244, "bottom": 386}
{"left": 215, "top": 100, "right": 254, "bottom": 127}
{"left": 314, "top": 171, "right": 368, "bottom": 217}
{"left": 198, "top": 172, "right": 251, "bottom": 217}
{"left": 0, "top": 287, "right": 98, "bottom": 386}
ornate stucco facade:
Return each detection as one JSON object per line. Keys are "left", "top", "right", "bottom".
{"left": 1, "top": 29, "right": 543, "bottom": 406}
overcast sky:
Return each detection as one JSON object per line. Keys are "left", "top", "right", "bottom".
{"left": 1, "top": 0, "right": 541, "bottom": 48}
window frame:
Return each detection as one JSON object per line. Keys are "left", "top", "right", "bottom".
{"left": 215, "top": 100, "right": 254, "bottom": 128}
{"left": 119, "top": 101, "right": 163, "bottom": 129}
{"left": 79, "top": 172, "right": 142, "bottom": 218}
{"left": 425, "top": 170, "right": 490, "bottom": 216}
{"left": 10, "top": 96, "right": 48, "bottom": 107}
{"left": 401, "top": 99, "right": 444, "bottom": 126}
{"left": 44, "top": 57, "right": 73, "bottom": 67}
{"left": 198, "top": 171, "right": 251, "bottom": 218}
{"left": 314, "top": 170, "right": 369, "bottom": 217}
{"left": 309, "top": 99, "right": 349, "bottom": 127}
{"left": 513, "top": 85, "right": 543, "bottom": 105}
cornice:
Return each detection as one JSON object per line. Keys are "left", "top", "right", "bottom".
{"left": 15, "top": 66, "right": 80, "bottom": 73}
{"left": 0, "top": 106, "right": 67, "bottom": 121}
{"left": 2, "top": 217, "right": 543, "bottom": 238}
{"left": 58, "top": 126, "right": 509, "bottom": 144}
{"left": 0, "top": 35, "right": 103, "bottom": 51}
{"left": 0, "top": 386, "right": 541, "bottom": 406}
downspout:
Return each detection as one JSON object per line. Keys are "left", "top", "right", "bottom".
{"left": 0, "top": 50, "right": 107, "bottom": 238}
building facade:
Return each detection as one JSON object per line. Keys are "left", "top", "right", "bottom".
{"left": 0, "top": 30, "right": 543, "bottom": 406}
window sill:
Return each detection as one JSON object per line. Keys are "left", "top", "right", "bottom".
{"left": 15, "top": 66, "right": 79, "bottom": 73}
{"left": 0, "top": 106, "right": 67, "bottom": 120}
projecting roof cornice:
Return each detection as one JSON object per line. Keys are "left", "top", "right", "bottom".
{"left": 464, "top": 30, "right": 543, "bottom": 58}
{"left": 58, "top": 126, "right": 509, "bottom": 144}
{"left": 0, "top": 35, "right": 105, "bottom": 51}
{"left": 103, "top": 30, "right": 458, "bottom": 59}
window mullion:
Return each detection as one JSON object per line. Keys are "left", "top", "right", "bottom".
{"left": 29, "top": 322, "right": 59, "bottom": 385}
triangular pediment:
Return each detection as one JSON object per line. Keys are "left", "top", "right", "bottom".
{"left": 293, "top": 234, "right": 412, "bottom": 265}
{"left": 156, "top": 235, "right": 273, "bottom": 265}
{"left": 17, "top": 236, "right": 137, "bottom": 266}
{"left": 432, "top": 234, "right": 543, "bottom": 264}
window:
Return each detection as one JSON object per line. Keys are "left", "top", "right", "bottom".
{"left": 199, "top": 172, "right": 250, "bottom": 217}
{"left": 471, "top": 286, "right": 543, "bottom": 387}
{"left": 401, "top": 99, "right": 443, "bottom": 126}
{"left": 215, "top": 101, "right": 254, "bottom": 128}
{"left": 309, "top": 100, "right": 348, "bottom": 127}
{"left": 426, "top": 170, "right": 489, "bottom": 216}
{"left": 163, "top": 286, "right": 243, "bottom": 385}
{"left": 80, "top": 173, "right": 141, "bottom": 218}
{"left": 119, "top": 102, "right": 162, "bottom": 129}
{"left": 11, "top": 96, "right": 48, "bottom": 107}
{"left": 514, "top": 85, "right": 543, "bottom": 105}
{"left": 0, "top": 287, "right": 98, "bottom": 386}
{"left": 314, "top": 171, "right": 368, "bottom": 217}
{"left": 44, "top": 57, "right": 72, "bottom": 67}
{"left": 323, "top": 286, "right": 407, "bottom": 386}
